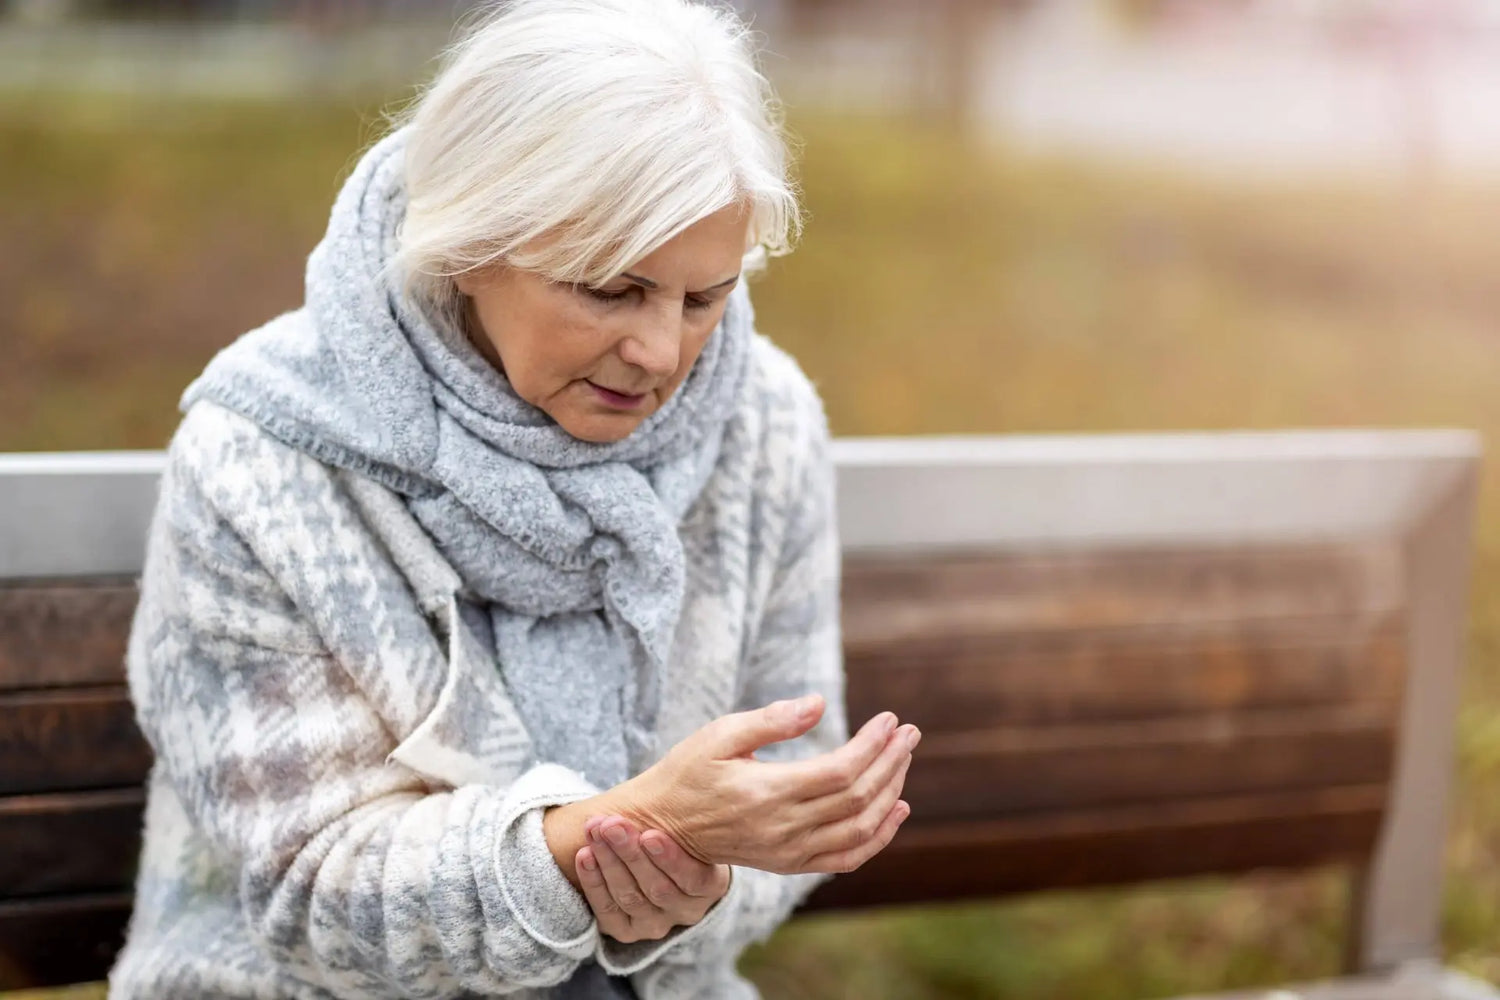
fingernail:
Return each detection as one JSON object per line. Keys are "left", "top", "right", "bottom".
{"left": 645, "top": 837, "right": 665, "bottom": 857}
{"left": 795, "top": 693, "right": 821, "bottom": 715}
{"left": 605, "top": 824, "right": 629, "bottom": 847}
{"left": 906, "top": 727, "right": 921, "bottom": 750}
{"left": 580, "top": 853, "right": 597, "bottom": 872}
{"left": 881, "top": 713, "right": 897, "bottom": 734}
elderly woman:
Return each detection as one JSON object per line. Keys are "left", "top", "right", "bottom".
{"left": 108, "top": 1, "right": 918, "bottom": 998}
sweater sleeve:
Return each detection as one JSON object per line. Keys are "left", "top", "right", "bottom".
{"left": 601, "top": 389, "right": 850, "bottom": 983}
{"left": 126, "top": 406, "right": 602, "bottom": 998}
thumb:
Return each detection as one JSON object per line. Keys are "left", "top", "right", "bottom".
{"left": 705, "top": 695, "right": 825, "bottom": 759}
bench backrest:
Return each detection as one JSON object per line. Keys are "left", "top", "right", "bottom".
{"left": 0, "top": 431, "right": 1480, "bottom": 990}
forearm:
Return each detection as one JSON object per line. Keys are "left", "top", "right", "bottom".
{"left": 138, "top": 623, "right": 601, "bottom": 993}
{"left": 152, "top": 675, "right": 600, "bottom": 994}
{"left": 247, "top": 782, "right": 590, "bottom": 994}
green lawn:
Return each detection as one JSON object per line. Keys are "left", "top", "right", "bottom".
{"left": 6, "top": 93, "right": 1500, "bottom": 997}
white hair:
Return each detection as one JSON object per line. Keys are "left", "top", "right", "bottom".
{"left": 394, "top": 0, "right": 799, "bottom": 311}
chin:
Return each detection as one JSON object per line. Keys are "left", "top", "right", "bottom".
{"left": 558, "top": 412, "right": 645, "bottom": 444}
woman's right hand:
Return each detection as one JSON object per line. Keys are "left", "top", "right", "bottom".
{"left": 615, "top": 695, "right": 918, "bottom": 875}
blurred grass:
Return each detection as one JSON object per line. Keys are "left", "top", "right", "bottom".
{"left": 5, "top": 93, "right": 1500, "bottom": 997}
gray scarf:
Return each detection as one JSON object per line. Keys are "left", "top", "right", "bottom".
{"left": 180, "top": 129, "right": 752, "bottom": 790}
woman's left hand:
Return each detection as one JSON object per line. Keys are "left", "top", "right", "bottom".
{"left": 576, "top": 815, "right": 731, "bottom": 943}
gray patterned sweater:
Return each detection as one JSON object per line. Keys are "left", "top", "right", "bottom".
{"left": 108, "top": 333, "right": 846, "bottom": 999}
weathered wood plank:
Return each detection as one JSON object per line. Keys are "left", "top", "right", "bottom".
{"left": 803, "top": 785, "right": 1387, "bottom": 911}
{"left": 0, "top": 583, "right": 136, "bottom": 691}
{"left": 0, "top": 789, "right": 144, "bottom": 898}
{"left": 0, "top": 687, "right": 151, "bottom": 795}
{"left": 0, "top": 546, "right": 1404, "bottom": 691}
{"left": 0, "top": 892, "right": 133, "bottom": 990}
{"left": 842, "top": 544, "right": 1404, "bottom": 645}
{"left": 845, "top": 617, "right": 1406, "bottom": 730}
{"left": 903, "top": 706, "right": 1396, "bottom": 820}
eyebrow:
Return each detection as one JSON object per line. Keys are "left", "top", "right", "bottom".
{"left": 700, "top": 274, "right": 742, "bottom": 292}
{"left": 620, "top": 272, "right": 741, "bottom": 293}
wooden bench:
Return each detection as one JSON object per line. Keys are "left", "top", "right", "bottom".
{"left": 1, "top": 430, "right": 1494, "bottom": 998}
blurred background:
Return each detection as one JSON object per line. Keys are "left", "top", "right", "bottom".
{"left": 6, "top": 0, "right": 1500, "bottom": 997}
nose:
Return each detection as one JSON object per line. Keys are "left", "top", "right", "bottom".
{"left": 616, "top": 305, "right": 682, "bottom": 380}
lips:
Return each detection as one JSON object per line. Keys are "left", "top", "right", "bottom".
{"left": 590, "top": 382, "right": 644, "bottom": 398}
{"left": 587, "top": 380, "right": 649, "bottom": 409}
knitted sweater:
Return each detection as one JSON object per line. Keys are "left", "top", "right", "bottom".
{"left": 108, "top": 334, "right": 846, "bottom": 999}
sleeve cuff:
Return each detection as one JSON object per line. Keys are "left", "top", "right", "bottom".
{"left": 595, "top": 864, "right": 748, "bottom": 976}
{"left": 492, "top": 762, "right": 603, "bottom": 957}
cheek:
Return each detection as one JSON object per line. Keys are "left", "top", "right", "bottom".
{"left": 483, "top": 297, "right": 606, "bottom": 393}
{"left": 676, "top": 315, "right": 721, "bottom": 372}
{"left": 538, "top": 315, "right": 613, "bottom": 383}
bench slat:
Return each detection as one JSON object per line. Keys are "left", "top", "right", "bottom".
{"left": 0, "top": 582, "right": 135, "bottom": 691}
{"left": 842, "top": 544, "right": 1403, "bottom": 642}
{"left": 841, "top": 545, "right": 1406, "bottom": 736}
{"left": 0, "top": 789, "right": 144, "bottom": 898}
{"left": 904, "top": 706, "right": 1395, "bottom": 820}
{"left": 0, "top": 687, "right": 151, "bottom": 794}
{"left": 803, "top": 784, "right": 1387, "bottom": 910}
{"left": 846, "top": 616, "right": 1406, "bottom": 730}
{"left": 0, "top": 892, "right": 133, "bottom": 989}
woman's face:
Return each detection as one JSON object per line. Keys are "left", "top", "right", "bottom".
{"left": 456, "top": 203, "right": 751, "bottom": 444}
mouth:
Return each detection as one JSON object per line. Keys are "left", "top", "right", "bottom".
{"left": 586, "top": 380, "right": 650, "bottom": 410}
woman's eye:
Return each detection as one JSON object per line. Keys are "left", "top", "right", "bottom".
{"left": 684, "top": 296, "right": 714, "bottom": 311}
{"left": 578, "top": 284, "right": 632, "bottom": 304}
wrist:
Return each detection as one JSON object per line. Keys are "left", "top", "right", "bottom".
{"left": 540, "top": 780, "right": 659, "bottom": 888}
{"left": 604, "top": 775, "right": 707, "bottom": 868}
{"left": 541, "top": 800, "right": 590, "bottom": 889}
{"left": 607, "top": 772, "right": 661, "bottom": 830}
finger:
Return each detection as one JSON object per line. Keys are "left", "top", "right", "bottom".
{"left": 801, "top": 753, "right": 912, "bottom": 861}
{"left": 701, "top": 694, "right": 825, "bottom": 759}
{"left": 769, "top": 711, "right": 902, "bottom": 801}
{"left": 800, "top": 723, "right": 918, "bottom": 825}
{"left": 589, "top": 822, "right": 656, "bottom": 917}
{"left": 599, "top": 818, "right": 691, "bottom": 915}
{"left": 576, "top": 846, "right": 629, "bottom": 935}
{"left": 640, "top": 829, "right": 722, "bottom": 898}
{"left": 805, "top": 799, "right": 911, "bottom": 874}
